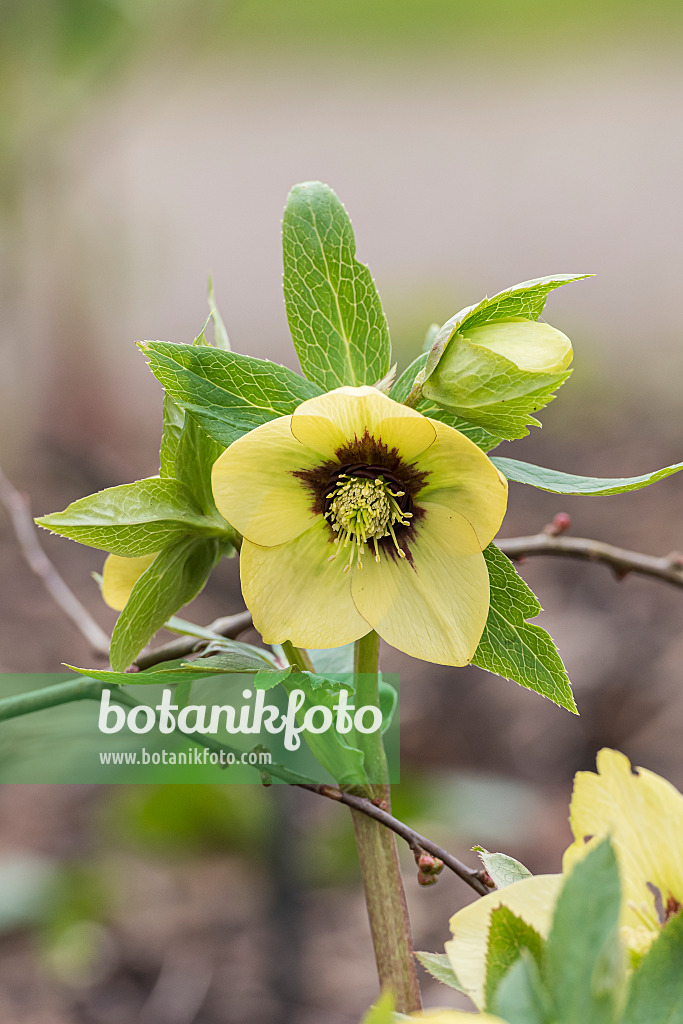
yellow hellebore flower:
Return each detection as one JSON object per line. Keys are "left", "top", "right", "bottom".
{"left": 444, "top": 749, "right": 683, "bottom": 1011}
{"left": 101, "top": 552, "right": 157, "bottom": 610}
{"left": 211, "top": 386, "right": 508, "bottom": 665}
{"left": 458, "top": 317, "right": 573, "bottom": 374}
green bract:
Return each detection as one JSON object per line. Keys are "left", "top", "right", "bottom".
{"left": 419, "top": 275, "right": 588, "bottom": 440}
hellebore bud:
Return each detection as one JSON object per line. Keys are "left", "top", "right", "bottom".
{"left": 455, "top": 317, "right": 572, "bottom": 374}
{"left": 421, "top": 314, "right": 574, "bottom": 441}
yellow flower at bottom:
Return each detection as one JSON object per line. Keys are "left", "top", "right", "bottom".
{"left": 101, "top": 552, "right": 157, "bottom": 611}
{"left": 444, "top": 749, "right": 683, "bottom": 1010}
{"left": 211, "top": 386, "right": 508, "bottom": 666}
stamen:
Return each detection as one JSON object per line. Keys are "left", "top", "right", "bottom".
{"left": 325, "top": 473, "right": 411, "bottom": 571}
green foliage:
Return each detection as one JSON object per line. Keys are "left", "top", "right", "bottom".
{"left": 474, "top": 545, "right": 576, "bottom": 713}
{"left": 391, "top": 352, "right": 504, "bottom": 451}
{"left": 282, "top": 181, "right": 391, "bottom": 390}
{"left": 173, "top": 413, "right": 226, "bottom": 517}
{"left": 485, "top": 906, "right": 545, "bottom": 1011}
{"left": 159, "top": 393, "right": 186, "bottom": 478}
{"left": 492, "top": 456, "right": 683, "bottom": 495}
{"left": 109, "top": 538, "right": 224, "bottom": 671}
{"left": 492, "top": 953, "right": 553, "bottom": 1024}
{"left": 70, "top": 640, "right": 275, "bottom": 684}
{"left": 473, "top": 846, "right": 532, "bottom": 889}
{"left": 622, "top": 912, "right": 683, "bottom": 1024}
{"left": 36, "top": 479, "right": 216, "bottom": 556}
{"left": 544, "top": 840, "right": 623, "bottom": 1024}
{"left": 361, "top": 991, "right": 395, "bottom": 1024}
{"left": 207, "top": 275, "right": 231, "bottom": 351}
{"left": 414, "top": 950, "right": 466, "bottom": 992}
{"left": 420, "top": 275, "right": 586, "bottom": 440}
{"left": 141, "top": 340, "right": 322, "bottom": 446}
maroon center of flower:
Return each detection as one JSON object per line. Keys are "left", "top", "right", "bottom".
{"left": 293, "top": 430, "right": 429, "bottom": 567}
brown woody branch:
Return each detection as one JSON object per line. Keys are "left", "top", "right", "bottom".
{"left": 0, "top": 465, "right": 111, "bottom": 657}
{"left": 297, "top": 783, "right": 492, "bottom": 896}
{"left": 498, "top": 533, "right": 683, "bottom": 589}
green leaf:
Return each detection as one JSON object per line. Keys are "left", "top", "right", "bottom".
{"left": 485, "top": 905, "right": 545, "bottom": 1010}
{"left": 36, "top": 479, "right": 215, "bottom": 556}
{"left": 492, "top": 952, "right": 554, "bottom": 1024}
{"left": 622, "top": 912, "right": 683, "bottom": 1024}
{"left": 207, "top": 275, "right": 230, "bottom": 350}
{"left": 545, "top": 839, "right": 624, "bottom": 1024}
{"left": 140, "top": 340, "right": 323, "bottom": 446}
{"left": 390, "top": 351, "right": 504, "bottom": 451}
{"left": 282, "top": 670, "right": 367, "bottom": 786}
{"left": 282, "top": 181, "right": 391, "bottom": 390}
{"left": 414, "top": 950, "right": 465, "bottom": 993}
{"left": 473, "top": 545, "right": 577, "bottom": 713}
{"left": 473, "top": 846, "right": 533, "bottom": 888}
{"left": 378, "top": 679, "right": 398, "bottom": 734}
{"left": 492, "top": 456, "right": 683, "bottom": 496}
{"left": 69, "top": 642, "right": 274, "bottom": 685}
{"left": 436, "top": 275, "right": 590, "bottom": 344}
{"left": 422, "top": 333, "right": 571, "bottom": 440}
{"left": 174, "top": 413, "right": 226, "bottom": 518}
{"left": 254, "top": 667, "right": 293, "bottom": 690}
{"left": 159, "top": 393, "right": 185, "bottom": 477}
{"left": 109, "top": 537, "right": 222, "bottom": 671}
{"left": 361, "top": 991, "right": 395, "bottom": 1024}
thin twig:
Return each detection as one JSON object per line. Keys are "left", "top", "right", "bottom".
{"left": 498, "top": 534, "right": 683, "bottom": 589}
{"left": 133, "top": 611, "right": 254, "bottom": 669}
{"left": 297, "top": 783, "right": 492, "bottom": 896}
{"left": 0, "top": 465, "right": 111, "bottom": 656}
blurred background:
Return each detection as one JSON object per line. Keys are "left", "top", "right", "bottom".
{"left": 1, "top": 1, "right": 683, "bottom": 1020}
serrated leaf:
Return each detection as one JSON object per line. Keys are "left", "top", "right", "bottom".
{"left": 36, "top": 479, "right": 214, "bottom": 556}
{"left": 473, "top": 545, "right": 576, "bottom": 713}
{"left": 492, "top": 456, "right": 683, "bottom": 495}
{"left": 282, "top": 669, "right": 367, "bottom": 786}
{"left": 492, "top": 952, "right": 554, "bottom": 1024}
{"left": 473, "top": 847, "right": 533, "bottom": 889}
{"left": 422, "top": 333, "right": 571, "bottom": 440}
{"left": 159, "top": 393, "right": 185, "bottom": 477}
{"left": 109, "top": 537, "right": 222, "bottom": 671}
{"left": 70, "top": 642, "right": 273, "bottom": 685}
{"left": 414, "top": 950, "right": 466, "bottom": 992}
{"left": 282, "top": 181, "right": 391, "bottom": 390}
{"left": 207, "top": 275, "right": 230, "bottom": 350}
{"left": 390, "top": 351, "right": 504, "bottom": 451}
{"left": 545, "top": 839, "right": 624, "bottom": 1024}
{"left": 254, "top": 667, "right": 293, "bottom": 690}
{"left": 622, "top": 912, "right": 683, "bottom": 1024}
{"left": 174, "top": 413, "right": 227, "bottom": 519}
{"left": 427, "top": 275, "right": 590, "bottom": 366}
{"left": 140, "top": 340, "right": 323, "bottom": 447}
{"left": 485, "top": 906, "right": 545, "bottom": 1010}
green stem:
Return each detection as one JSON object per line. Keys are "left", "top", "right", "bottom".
{"left": 280, "top": 640, "right": 315, "bottom": 673}
{"left": 351, "top": 630, "right": 422, "bottom": 1014}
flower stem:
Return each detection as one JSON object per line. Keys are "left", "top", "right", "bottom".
{"left": 351, "top": 630, "right": 422, "bottom": 1014}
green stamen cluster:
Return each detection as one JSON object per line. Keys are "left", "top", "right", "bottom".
{"left": 325, "top": 474, "right": 412, "bottom": 572}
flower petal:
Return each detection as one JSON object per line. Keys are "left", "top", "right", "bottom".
{"left": 351, "top": 502, "right": 490, "bottom": 666}
{"left": 563, "top": 748, "right": 683, "bottom": 935}
{"left": 211, "top": 416, "right": 321, "bottom": 546}
{"left": 240, "top": 522, "right": 370, "bottom": 648}
{"left": 415, "top": 420, "right": 508, "bottom": 549}
{"left": 445, "top": 874, "right": 562, "bottom": 1010}
{"left": 291, "top": 385, "right": 436, "bottom": 461}
{"left": 102, "top": 552, "right": 157, "bottom": 611}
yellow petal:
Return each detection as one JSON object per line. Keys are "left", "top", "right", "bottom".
{"left": 211, "top": 416, "right": 321, "bottom": 546}
{"left": 563, "top": 748, "right": 683, "bottom": 935}
{"left": 415, "top": 420, "right": 508, "bottom": 548}
{"left": 351, "top": 502, "right": 490, "bottom": 666}
{"left": 291, "top": 385, "right": 436, "bottom": 461}
{"left": 446, "top": 874, "right": 562, "bottom": 1010}
{"left": 102, "top": 552, "right": 157, "bottom": 611}
{"left": 462, "top": 317, "right": 573, "bottom": 373}
{"left": 240, "top": 522, "right": 369, "bottom": 648}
